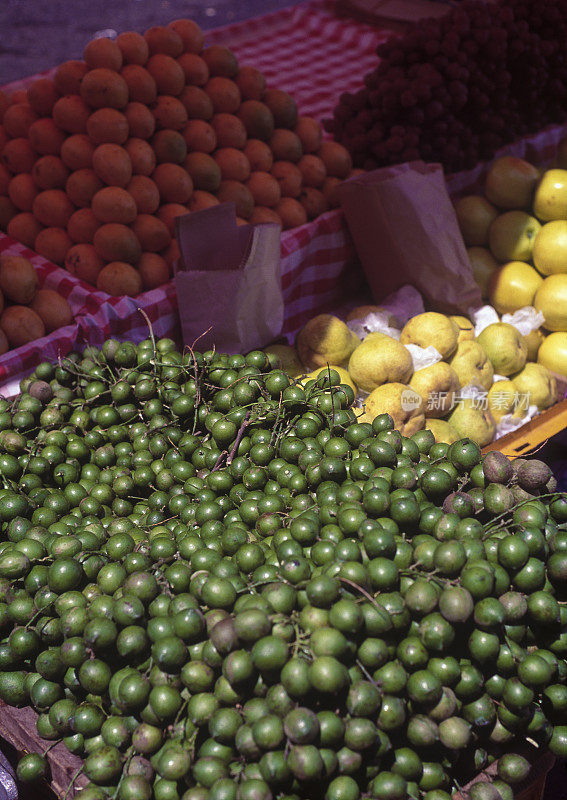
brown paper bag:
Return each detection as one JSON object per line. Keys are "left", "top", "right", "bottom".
{"left": 174, "top": 203, "right": 283, "bottom": 353}
{"left": 339, "top": 161, "right": 482, "bottom": 314}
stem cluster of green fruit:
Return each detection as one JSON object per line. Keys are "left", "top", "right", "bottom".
{"left": 0, "top": 337, "right": 563, "bottom": 800}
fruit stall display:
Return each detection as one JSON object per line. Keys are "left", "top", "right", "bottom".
{"left": 0, "top": 9, "right": 367, "bottom": 295}
{"left": 455, "top": 154, "right": 567, "bottom": 378}
{"left": 0, "top": 2, "right": 564, "bottom": 799}
{"left": 444, "top": 136, "right": 567, "bottom": 450}
{"left": 0, "top": 2, "right": 387, "bottom": 391}
{"left": 0, "top": 341, "right": 563, "bottom": 800}
{"left": 0, "top": 0, "right": 565, "bottom": 450}
{"left": 269, "top": 307, "right": 561, "bottom": 450}
{"left": 0, "top": 235, "right": 181, "bottom": 395}
{"left": 265, "top": 148, "right": 567, "bottom": 452}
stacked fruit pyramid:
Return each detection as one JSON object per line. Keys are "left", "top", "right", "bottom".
{"left": 455, "top": 154, "right": 567, "bottom": 380}
{"left": 0, "top": 338, "right": 563, "bottom": 799}
{"left": 0, "top": 20, "right": 355, "bottom": 297}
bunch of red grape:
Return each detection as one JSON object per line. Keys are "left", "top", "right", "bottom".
{"left": 326, "top": 0, "right": 567, "bottom": 173}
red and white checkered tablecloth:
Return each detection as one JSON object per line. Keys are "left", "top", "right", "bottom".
{"left": 0, "top": 0, "right": 390, "bottom": 395}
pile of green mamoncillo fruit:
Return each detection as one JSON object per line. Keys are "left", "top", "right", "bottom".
{"left": 0, "top": 337, "right": 564, "bottom": 800}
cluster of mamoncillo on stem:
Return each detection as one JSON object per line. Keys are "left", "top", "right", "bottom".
{"left": 0, "top": 334, "right": 564, "bottom": 800}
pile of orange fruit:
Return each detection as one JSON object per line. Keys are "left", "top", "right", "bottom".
{"left": 0, "top": 20, "right": 357, "bottom": 297}
{"left": 0, "top": 253, "right": 73, "bottom": 353}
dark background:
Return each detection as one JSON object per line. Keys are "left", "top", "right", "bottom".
{"left": 0, "top": 0, "right": 301, "bottom": 84}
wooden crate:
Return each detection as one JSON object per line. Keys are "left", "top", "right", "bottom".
{"left": 0, "top": 696, "right": 558, "bottom": 800}
{"left": 482, "top": 398, "right": 567, "bottom": 457}
{"left": 0, "top": 702, "right": 85, "bottom": 798}
{"left": 453, "top": 750, "right": 556, "bottom": 800}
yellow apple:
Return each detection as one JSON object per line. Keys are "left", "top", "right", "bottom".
{"left": 532, "top": 220, "right": 567, "bottom": 275}
{"left": 488, "top": 260, "right": 543, "bottom": 315}
{"left": 487, "top": 380, "right": 525, "bottom": 422}
{"left": 537, "top": 331, "right": 567, "bottom": 377}
{"left": 400, "top": 312, "right": 459, "bottom": 360}
{"left": 361, "top": 383, "right": 425, "bottom": 436}
{"left": 467, "top": 247, "right": 499, "bottom": 300}
{"left": 488, "top": 211, "right": 541, "bottom": 263}
{"left": 454, "top": 195, "right": 498, "bottom": 246}
{"left": 425, "top": 419, "right": 460, "bottom": 444}
{"left": 484, "top": 156, "right": 540, "bottom": 210}
{"left": 534, "top": 274, "right": 567, "bottom": 331}
{"left": 450, "top": 315, "right": 475, "bottom": 342}
{"left": 476, "top": 322, "right": 528, "bottom": 376}
{"left": 409, "top": 362, "right": 461, "bottom": 419}
{"left": 511, "top": 363, "right": 558, "bottom": 411}
{"left": 525, "top": 328, "right": 546, "bottom": 362}
{"left": 348, "top": 333, "right": 413, "bottom": 393}
{"left": 449, "top": 399, "right": 496, "bottom": 447}
{"left": 533, "top": 168, "right": 567, "bottom": 221}
{"left": 295, "top": 314, "right": 359, "bottom": 370}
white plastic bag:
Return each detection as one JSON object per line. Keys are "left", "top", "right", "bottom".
{"left": 472, "top": 305, "right": 500, "bottom": 336}
{"left": 404, "top": 344, "right": 443, "bottom": 372}
{"left": 502, "top": 306, "right": 545, "bottom": 336}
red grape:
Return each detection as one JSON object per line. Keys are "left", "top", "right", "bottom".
{"left": 329, "top": 0, "right": 567, "bottom": 172}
